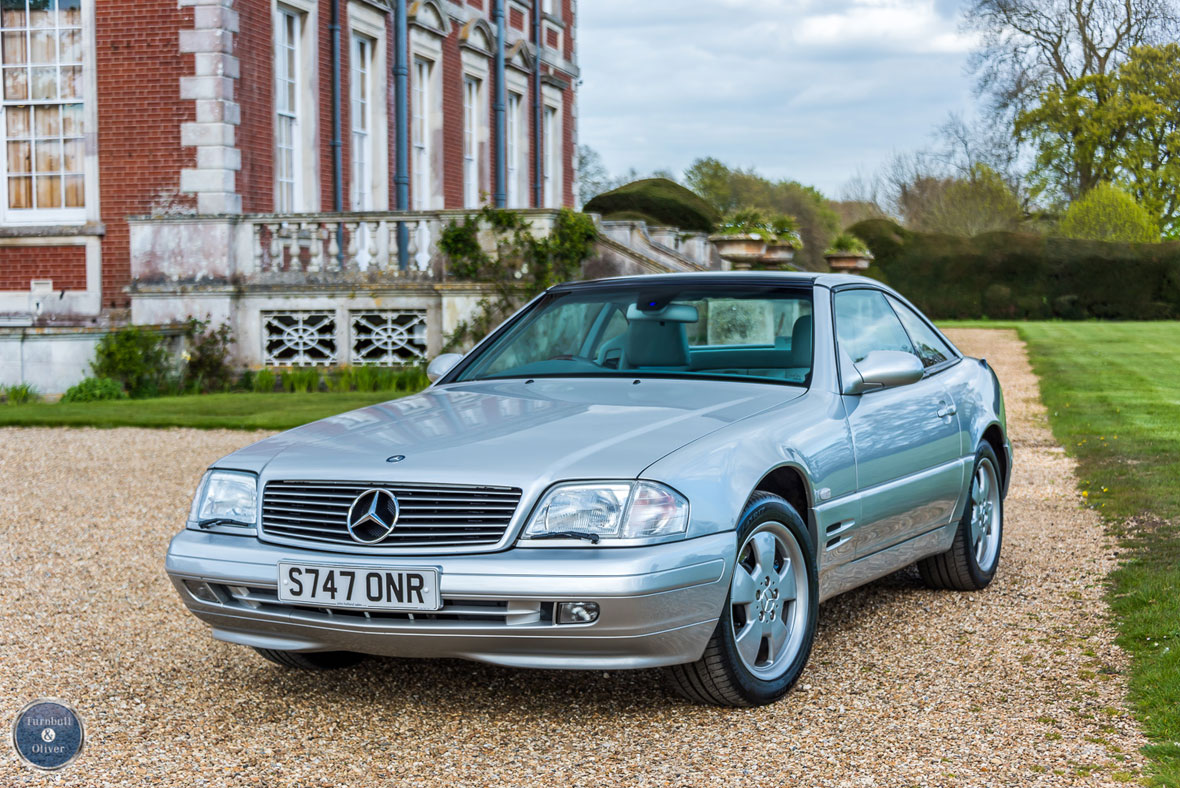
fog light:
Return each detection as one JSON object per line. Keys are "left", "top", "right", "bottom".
{"left": 183, "top": 580, "right": 220, "bottom": 604}
{"left": 556, "top": 601, "right": 600, "bottom": 624}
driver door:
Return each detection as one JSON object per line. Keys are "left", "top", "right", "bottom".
{"left": 834, "top": 288, "right": 964, "bottom": 559}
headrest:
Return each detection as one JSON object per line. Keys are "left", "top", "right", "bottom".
{"left": 790, "top": 314, "right": 813, "bottom": 367}
{"left": 623, "top": 320, "right": 690, "bottom": 368}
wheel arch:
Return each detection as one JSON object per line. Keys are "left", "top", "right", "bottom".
{"left": 980, "top": 421, "right": 1010, "bottom": 497}
{"left": 749, "top": 463, "right": 815, "bottom": 549}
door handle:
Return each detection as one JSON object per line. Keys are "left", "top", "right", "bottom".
{"left": 937, "top": 403, "right": 957, "bottom": 418}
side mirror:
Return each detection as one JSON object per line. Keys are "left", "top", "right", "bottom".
{"left": 842, "top": 350, "right": 924, "bottom": 395}
{"left": 426, "top": 353, "right": 463, "bottom": 383}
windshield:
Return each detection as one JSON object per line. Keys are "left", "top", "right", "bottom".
{"left": 454, "top": 283, "right": 814, "bottom": 386}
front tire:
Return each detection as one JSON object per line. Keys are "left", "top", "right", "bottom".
{"left": 918, "top": 442, "right": 1004, "bottom": 591}
{"left": 252, "top": 648, "right": 367, "bottom": 670}
{"left": 665, "top": 492, "right": 818, "bottom": 707}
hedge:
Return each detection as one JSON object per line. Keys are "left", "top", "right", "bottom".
{"left": 850, "top": 219, "right": 1180, "bottom": 320}
{"left": 584, "top": 178, "right": 720, "bottom": 233}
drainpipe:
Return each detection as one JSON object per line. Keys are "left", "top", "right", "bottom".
{"left": 394, "top": 0, "right": 410, "bottom": 269}
{"left": 532, "top": 4, "right": 542, "bottom": 207}
{"left": 329, "top": 0, "right": 344, "bottom": 265}
{"left": 492, "top": 0, "right": 506, "bottom": 207}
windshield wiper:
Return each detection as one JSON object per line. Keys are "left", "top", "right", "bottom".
{"left": 197, "top": 518, "right": 252, "bottom": 529}
{"left": 528, "top": 530, "right": 601, "bottom": 544}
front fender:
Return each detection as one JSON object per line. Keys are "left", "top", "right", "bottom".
{"left": 639, "top": 388, "right": 857, "bottom": 550}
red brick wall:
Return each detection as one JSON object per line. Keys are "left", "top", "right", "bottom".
{"left": 563, "top": 0, "right": 574, "bottom": 63}
{"left": 509, "top": 7, "right": 524, "bottom": 31}
{"left": 563, "top": 83, "right": 574, "bottom": 208}
{"left": 442, "top": 30, "right": 464, "bottom": 208}
{"left": 317, "top": 0, "right": 351, "bottom": 211}
{"left": 0, "top": 246, "right": 86, "bottom": 291}
{"left": 95, "top": 1, "right": 195, "bottom": 308}
{"left": 238, "top": 0, "right": 273, "bottom": 214}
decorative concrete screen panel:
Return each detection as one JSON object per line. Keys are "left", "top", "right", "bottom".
{"left": 262, "top": 311, "right": 338, "bottom": 366}
{"left": 350, "top": 310, "right": 427, "bottom": 365}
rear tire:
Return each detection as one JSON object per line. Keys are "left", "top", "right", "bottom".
{"left": 919, "top": 443, "right": 1003, "bottom": 591}
{"left": 664, "top": 492, "right": 818, "bottom": 707}
{"left": 252, "top": 648, "right": 367, "bottom": 670}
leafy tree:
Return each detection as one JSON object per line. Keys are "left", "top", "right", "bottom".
{"left": 683, "top": 158, "right": 841, "bottom": 271}
{"left": 1016, "top": 43, "right": 1180, "bottom": 234}
{"left": 1056, "top": 182, "right": 1159, "bottom": 242}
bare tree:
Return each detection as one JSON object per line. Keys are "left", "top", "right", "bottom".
{"left": 934, "top": 113, "right": 1033, "bottom": 207}
{"left": 964, "top": 0, "right": 1180, "bottom": 114}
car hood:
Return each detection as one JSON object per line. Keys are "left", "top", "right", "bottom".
{"left": 221, "top": 377, "right": 802, "bottom": 489}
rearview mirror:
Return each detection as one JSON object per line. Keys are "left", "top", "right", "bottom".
{"left": 426, "top": 353, "right": 463, "bottom": 383}
{"left": 842, "top": 350, "right": 924, "bottom": 395}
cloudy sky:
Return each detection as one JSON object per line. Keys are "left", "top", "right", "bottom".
{"left": 578, "top": 0, "right": 978, "bottom": 197}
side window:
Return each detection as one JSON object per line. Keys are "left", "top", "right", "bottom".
{"left": 834, "top": 289, "right": 914, "bottom": 364}
{"left": 888, "top": 296, "right": 956, "bottom": 369}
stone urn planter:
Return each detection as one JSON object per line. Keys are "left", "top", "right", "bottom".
{"left": 709, "top": 233, "right": 766, "bottom": 270}
{"left": 825, "top": 253, "right": 872, "bottom": 273}
{"left": 760, "top": 242, "right": 797, "bottom": 270}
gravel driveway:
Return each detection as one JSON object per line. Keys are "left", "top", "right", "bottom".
{"left": 0, "top": 329, "right": 1147, "bottom": 787}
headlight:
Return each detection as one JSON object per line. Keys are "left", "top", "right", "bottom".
{"left": 522, "top": 481, "right": 689, "bottom": 544}
{"left": 189, "top": 470, "right": 257, "bottom": 528}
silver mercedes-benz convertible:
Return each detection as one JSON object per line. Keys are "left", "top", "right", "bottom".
{"left": 166, "top": 272, "right": 1010, "bottom": 706}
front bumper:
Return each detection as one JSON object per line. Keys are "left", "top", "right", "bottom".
{"left": 165, "top": 529, "right": 734, "bottom": 670}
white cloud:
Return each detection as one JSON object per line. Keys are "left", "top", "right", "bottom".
{"left": 577, "top": 0, "right": 976, "bottom": 195}
{"left": 794, "top": 1, "right": 976, "bottom": 53}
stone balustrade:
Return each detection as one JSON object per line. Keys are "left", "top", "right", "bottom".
{"left": 129, "top": 208, "right": 567, "bottom": 285}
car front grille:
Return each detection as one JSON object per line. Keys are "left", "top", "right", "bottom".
{"left": 260, "top": 480, "right": 523, "bottom": 550}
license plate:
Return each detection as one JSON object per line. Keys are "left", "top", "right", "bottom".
{"left": 277, "top": 563, "right": 440, "bottom": 611}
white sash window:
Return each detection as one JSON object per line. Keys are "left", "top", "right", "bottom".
{"left": 1, "top": 0, "right": 85, "bottom": 222}
{"left": 462, "top": 76, "right": 480, "bottom": 209}
{"left": 412, "top": 57, "right": 430, "bottom": 210}
{"left": 275, "top": 7, "right": 301, "bottom": 212}
{"left": 349, "top": 33, "right": 372, "bottom": 210}
{"left": 542, "top": 106, "right": 556, "bottom": 208}
{"left": 506, "top": 91, "right": 521, "bottom": 208}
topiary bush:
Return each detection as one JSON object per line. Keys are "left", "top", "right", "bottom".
{"left": 61, "top": 377, "right": 127, "bottom": 403}
{"left": 1057, "top": 183, "right": 1160, "bottom": 243}
{"left": 850, "top": 218, "right": 1180, "bottom": 320}
{"left": 584, "top": 178, "right": 720, "bottom": 232}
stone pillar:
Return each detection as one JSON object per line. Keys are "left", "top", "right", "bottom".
{"left": 178, "top": 0, "right": 242, "bottom": 215}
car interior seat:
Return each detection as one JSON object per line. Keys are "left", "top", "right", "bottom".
{"left": 621, "top": 320, "right": 690, "bottom": 369}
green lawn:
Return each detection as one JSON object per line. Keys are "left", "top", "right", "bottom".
{"left": 946, "top": 321, "right": 1180, "bottom": 786}
{"left": 0, "top": 391, "right": 417, "bottom": 431}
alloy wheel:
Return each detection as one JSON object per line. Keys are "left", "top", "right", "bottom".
{"left": 729, "top": 521, "right": 810, "bottom": 680}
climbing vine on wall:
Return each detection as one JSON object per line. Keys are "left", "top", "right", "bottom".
{"left": 439, "top": 207, "right": 598, "bottom": 350}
